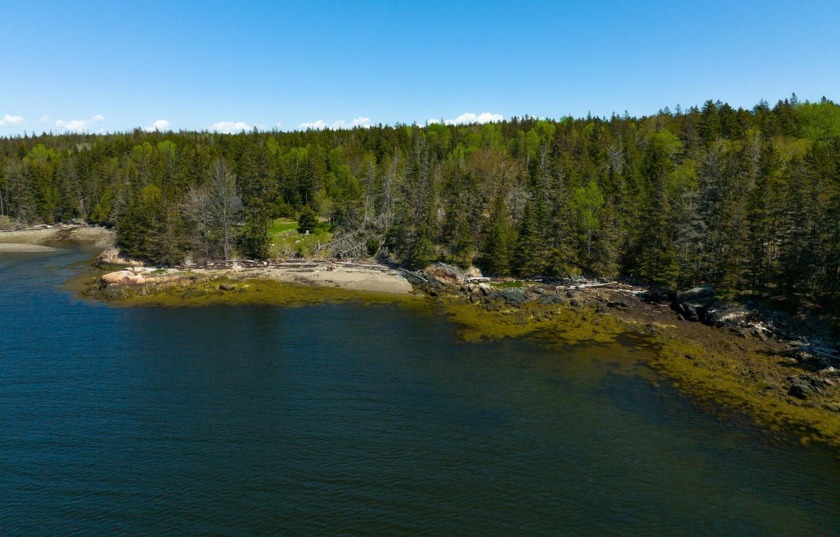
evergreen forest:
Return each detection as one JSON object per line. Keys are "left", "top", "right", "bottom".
{"left": 2, "top": 96, "right": 840, "bottom": 321}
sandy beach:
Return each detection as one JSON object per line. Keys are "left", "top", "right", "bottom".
{"left": 105, "top": 260, "right": 415, "bottom": 295}
{"left": 3, "top": 225, "right": 411, "bottom": 294}
{"left": 0, "top": 225, "right": 115, "bottom": 251}
{"left": 245, "top": 262, "right": 413, "bottom": 294}
{"left": 0, "top": 243, "right": 58, "bottom": 252}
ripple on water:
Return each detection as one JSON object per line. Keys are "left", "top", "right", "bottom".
{"left": 1, "top": 250, "right": 838, "bottom": 536}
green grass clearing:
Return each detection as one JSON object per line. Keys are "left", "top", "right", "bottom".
{"left": 268, "top": 218, "right": 332, "bottom": 258}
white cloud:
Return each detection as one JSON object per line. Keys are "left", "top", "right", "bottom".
{"left": 428, "top": 112, "right": 504, "bottom": 126}
{"left": 145, "top": 119, "right": 170, "bottom": 132}
{"left": 39, "top": 115, "right": 51, "bottom": 123}
{"left": 349, "top": 116, "right": 372, "bottom": 128}
{"left": 297, "top": 116, "right": 372, "bottom": 131}
{"left": 211, "top": 121, "right": 252, "bottom": 133}
{"left": 55, "top": 114, "right": 105, "bottom": 132}
{"left": 56, "top": 119, "right": 88, "bottom": 131}
{"left": 298, "top": 120, "right": 327, "bottom": 130}
{"left": 0, "top": 114, "right": 25, "bottom": 127}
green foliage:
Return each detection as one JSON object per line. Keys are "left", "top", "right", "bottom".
{"left": 513, "top": 199, "right": 547, "bottom": 278}
{"left": 478, "top": 198, "right": 516, "bottom": 276}
{"left": 240, "top": 215, "right": 271, "bottom": 259}
{"left": 269, "top": 219, "right": 298, "bottom": 234}
{"left": 297, "top": 207, "right": 319, "bottom": 234}
{"left": 2, "top": 99, "right": 840, "bottom": 325}
{"left": 116, "top": 185, "right": 188, "bottom": 265}
{"left": 797, "top": 100, "right": 840, "bottom": 140}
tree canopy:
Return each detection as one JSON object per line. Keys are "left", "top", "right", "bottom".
{"left": 2, "top": 97, "right": 839, "bottom": 324}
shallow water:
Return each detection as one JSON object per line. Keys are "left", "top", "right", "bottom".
{"left": 1, "top": 245, "right": 838, "bottom": 536}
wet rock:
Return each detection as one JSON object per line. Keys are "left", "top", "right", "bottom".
{"left": 537, "top": 295, "right": 564, "bottom": 306}
{"left": 787, "top": 375, "right": 824, "bottom": 400}
{"left": 524, "top": 289, "right": 542, "bottom": 301}
{"left": 678, "top": 284, "right": 715, "bottom": 303}
{"left": 750, "top": 326, "right": 769, "bottom": 341}
{"left": 486, "top": 289, "right": 527, "bottom": 308}
{"left": 673, "top": 301, "right": 701, "bottom": 322}
{"left": 705, "top": 304, "right": 750, "bottom": 328}
{"left": 219, "top": 283, "right": 235, "bottom": 291}
{"left": 640, "top": 287, "right": 676, "bottom": 304}
{"left": 727, "top": 327, "right": 748, "bottom": 338}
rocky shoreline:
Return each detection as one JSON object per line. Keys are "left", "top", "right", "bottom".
{"left": 410, "top": 263, "right": 840, "bottom": 449}
{"left": 4, "top": 226, "right": 838, "bottom": 449}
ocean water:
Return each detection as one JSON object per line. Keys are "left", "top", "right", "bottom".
{"left": 1, "top": 245, "right": 838, "bottom": 536}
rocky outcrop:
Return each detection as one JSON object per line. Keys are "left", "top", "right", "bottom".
{"left": 671, "top": 284, "right": 717, "bottom": 323}
{"left": 787, "top": 374, "right": 834, "bottom": 400}
{"left": 670, "top": 285, "right": 759, "bottom": 332}
{"left": 423, "top": 263, "right": 470, "bottom": 288}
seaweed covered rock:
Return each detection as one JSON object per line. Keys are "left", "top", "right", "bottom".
{"left": 787, "top": 375, "right": 826, "bottom": 399}
{"left": 485, "top": 289, "right": 528, "bottom": 308}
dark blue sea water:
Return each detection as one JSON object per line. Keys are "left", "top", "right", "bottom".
{"left": 1, "top": 244, "right": 838, "bottom": 536}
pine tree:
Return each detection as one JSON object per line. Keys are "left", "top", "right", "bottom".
{"left": 512, "top": 199, "right": 546, "bottom": 277}
{"left": 238, "top": 145, "right": 274, "bottom": 259}
{"left": 589, "top": 201, "right": 622, "bottom": 278}
{"left": 478, "top": 196, "right": 516, "bottom": 276}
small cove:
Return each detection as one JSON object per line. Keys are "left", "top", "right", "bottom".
{"left": 1, "top": 246, "right": 838, "bottom": 536}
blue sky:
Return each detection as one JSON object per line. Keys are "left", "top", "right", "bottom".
{"left": 1, "top": 0, "right": 838, "bottom": 136}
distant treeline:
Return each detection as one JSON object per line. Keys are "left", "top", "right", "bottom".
{"left": 2, "top": 96, "right": 839, "bottom": 315}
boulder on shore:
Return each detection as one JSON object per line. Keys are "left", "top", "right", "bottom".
{"left": 423, "top": 263, "right": 475, "bottom": 289}
{"left": 672, "top": 284, "right": 717, "bottom": 323}
{"left": 101, "top": 270, "right": 146, "bottom": 286}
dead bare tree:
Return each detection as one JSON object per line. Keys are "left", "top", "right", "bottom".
{"left": 183, "top": 159, "right": 241, "bottom": 261}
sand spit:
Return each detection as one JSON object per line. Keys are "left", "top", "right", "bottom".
{"left": 100, "top": 260, "right": 414, "bottom": 296}
{"left": 0, "top": 225, "right": 114, "bottom": 250}
{"left": 0, "top": 243, "right": 58, "bottom": 252}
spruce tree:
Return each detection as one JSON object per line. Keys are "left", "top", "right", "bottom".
{"left": 478, "top": 197, "right": 516, "bottom": 276}
{"left": 512, "top": 200, "right": 546, "bottom": 278}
